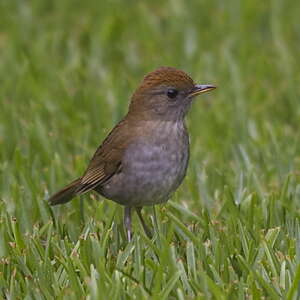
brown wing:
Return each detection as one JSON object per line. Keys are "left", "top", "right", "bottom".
{"left": 75, "top": 118, "right": 132, "bottom": 194}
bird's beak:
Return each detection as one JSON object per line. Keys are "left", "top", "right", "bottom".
{"left": 188, "top": 84, "right": 216, "bottom": 97}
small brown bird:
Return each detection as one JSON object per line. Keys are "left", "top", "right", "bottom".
{"left": 49, "top": 67, "right": 216, "bottom": 240}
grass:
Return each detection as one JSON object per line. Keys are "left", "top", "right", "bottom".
{"left": 1, "top": 0, "right": 300, "bottom": 298}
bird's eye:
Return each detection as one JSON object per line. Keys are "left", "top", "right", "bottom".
{"left": 167, "top": 88, "right": 178, "bottom": 99}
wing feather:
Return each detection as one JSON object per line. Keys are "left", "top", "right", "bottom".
{"left": 75, "top": 118, "right": 132, "bottom": 195}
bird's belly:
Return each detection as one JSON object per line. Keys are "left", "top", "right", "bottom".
{"left": 96, "top": 139, "right": 189, "bottom": 206}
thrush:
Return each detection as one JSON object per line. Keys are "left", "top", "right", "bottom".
{"left": 48, "top": 66, "right": 216, "bottom": 240}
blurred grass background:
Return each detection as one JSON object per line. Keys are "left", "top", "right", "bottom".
{"left": 1, "top": 0, "right": 300, "bottom": 298}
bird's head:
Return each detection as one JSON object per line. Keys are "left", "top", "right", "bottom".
{"left": 129, "top": 66, "right": 216, "bottom": 121}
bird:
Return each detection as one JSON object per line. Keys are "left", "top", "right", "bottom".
{"left": 48, "top": 66, "right": 216, "bottom": 241}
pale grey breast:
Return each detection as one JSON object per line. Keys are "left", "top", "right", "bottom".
{"left": 97, "top": 120, "right": 189, "bottom": 206}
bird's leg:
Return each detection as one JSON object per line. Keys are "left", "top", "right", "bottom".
{"left": 124, "top": 206, "right": 132, "bottom": 241}
{"left": 152, "top": 205, "right": 160, "bottom": 240}
{"left": 135, "top": 207, "right": 152, "bottom": 238}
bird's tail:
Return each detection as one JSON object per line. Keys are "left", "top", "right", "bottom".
{"left": 48, "top": 178, "right": 82, "bottom": 205}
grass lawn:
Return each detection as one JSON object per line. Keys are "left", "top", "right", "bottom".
{"left": 1, "top": 0, "right": 300, "bottom": 298}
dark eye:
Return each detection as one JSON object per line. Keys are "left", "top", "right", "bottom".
{"left": 167, "top": 88, "right": 178, "bottom": 99}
